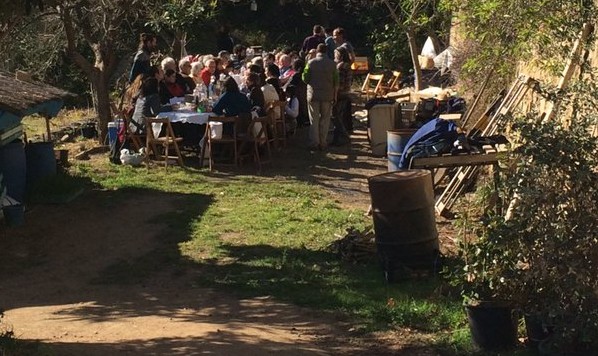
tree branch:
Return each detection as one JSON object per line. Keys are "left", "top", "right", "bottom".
{"left": 59, "top": 5, "right": 94, "bottom": 76}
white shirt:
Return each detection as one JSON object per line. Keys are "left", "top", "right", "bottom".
{"left": 261, "top": 83, "right": 280, "bottom": 117}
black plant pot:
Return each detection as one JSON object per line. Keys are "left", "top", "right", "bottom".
{"left": 466, "top": 301, "right": 518, "bottom": 351}
{"left": 525, "top": 313, "right": 553, "bottom": 349}
{"left": 537, "top": 336, "right": 589, "bottom": 356}
{"left": 80, "top": 122, "right": 97, "bottom": 139}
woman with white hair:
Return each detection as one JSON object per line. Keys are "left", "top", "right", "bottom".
{"left": 190, "top": 61, "right": 204, "bottom": 85}
{"left": 178, "top": 57, "right": 196, "bottom": 92}
{"left": 158, "top": 56, "right": 192, "bottom": 97}
{"left": 161, "top": 57, "right": 177, "bottom": 72}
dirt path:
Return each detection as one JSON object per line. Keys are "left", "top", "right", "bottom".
{"left": 0, "top": 127, "right": 447, "bottom": 355}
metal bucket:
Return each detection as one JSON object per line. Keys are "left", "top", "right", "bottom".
{"left": 368, "top": 170, "right": 439, "bottom": 280}
{"left": 387, "top": 129, "right": 417, "bottom": 172}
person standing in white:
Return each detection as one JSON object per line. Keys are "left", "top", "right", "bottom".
{"left": 302, "top": 44, "right": 338, "bottom": 150}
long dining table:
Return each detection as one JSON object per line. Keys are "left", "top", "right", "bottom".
{"left": 153, "top": 110, "right": 216, "bottom": 149}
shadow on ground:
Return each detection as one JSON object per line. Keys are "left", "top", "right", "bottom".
{"left": 0, "top": 177, "right": 370, "bottom": 354}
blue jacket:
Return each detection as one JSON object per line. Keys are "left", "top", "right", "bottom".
{"left": 212, "top": 91, "right": 251, "bottom": 117}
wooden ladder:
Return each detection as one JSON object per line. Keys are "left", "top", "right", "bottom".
{"left": 435, "top": 75, "right": 536, "bottom": 215}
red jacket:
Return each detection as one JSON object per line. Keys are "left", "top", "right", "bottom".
{"left": 200, "top": 68, "right": 213, "bottom": 86}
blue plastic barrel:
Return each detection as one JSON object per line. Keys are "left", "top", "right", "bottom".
{"left": 3, "top": 204, "right": 25, "bottom": 227}
{"left": 25, "top": 142, "right": 56, "bottom": 189}
{"left": 0, "top": 141, "right": 27, "bottom": 203}
{"left": 387, "top": 129, "right": 417, "bottom": 172}
{"left": 108, "top": 122, "right": 117, "bottom": 147}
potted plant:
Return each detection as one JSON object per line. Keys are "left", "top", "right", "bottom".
{"left": 444, "top": 191, "right": 520, "bottom": 351}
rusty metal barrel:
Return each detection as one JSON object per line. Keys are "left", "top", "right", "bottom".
{"left": 368, "top": 170, "right": 439, "bottom": 281}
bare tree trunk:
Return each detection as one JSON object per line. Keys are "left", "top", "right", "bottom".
{"left": 91, "top": 68, "right": 112, "bottom": 144}
{"left": 382, "top": 0, "right": 424, "bottom": 91}
{"left": 407, "top": 28, "right": 423, "bottom": 91}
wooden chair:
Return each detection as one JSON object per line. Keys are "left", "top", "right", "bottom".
{"left": 124, "top": 116, "right": 145, "bottom": 151}
{"left": 266, "top": 100, "right": 288, "bottom": 149}
{"left": 238, "top": 116, "right": 272, "bottom": 172}
{"left": 359, "top": 73, "right": 385, "bottom": 101}
{"left": 381, "top": 71, "right": 401, "bottom": 95}
{"left": 200, "top": 116, "right": 239, "bottom": 171}
{"left": 144, "top": 117, "right": 184, "bottom": 168}
{"left": 111, "top": 102, "right": 144, "bottom": 150}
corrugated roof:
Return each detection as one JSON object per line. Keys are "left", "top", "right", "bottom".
{"left": 0, "top": 71, "right": 75, "bottom": 117}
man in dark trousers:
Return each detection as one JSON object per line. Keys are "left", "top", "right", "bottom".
{"left": 302, "top": 44, "right": 338, "bottom": 150}
{"left": 301, "top": 25, "right": 325, "bottom": 59}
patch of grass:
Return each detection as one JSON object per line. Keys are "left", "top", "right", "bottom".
{"left": 21, "top": 109, "right": 94, "bottom": 140}
{"left": 73, "top": 160, "right": 472, "bottom": 351}
{"left": 28, "top": 173, "right": 87, "bottom": 204}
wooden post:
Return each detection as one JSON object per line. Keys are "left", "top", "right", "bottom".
{"left": 543, "top": 23, "right": 593, "bottom": 123}
{"left": 44, "top": 115, "right": 52, "bottom": 142}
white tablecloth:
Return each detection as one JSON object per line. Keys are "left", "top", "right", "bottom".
{"left": 157, "top": 110, "right": 214, "bottom": 125}
{"left": 152, "top": 111, "right": 215, "bottom": 138}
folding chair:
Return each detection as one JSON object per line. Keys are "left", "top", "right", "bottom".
{"left": 125, "top": 116, "right": 145, "bottom": 150}
{"left": 111, "top": 102, "right": 144, "bottom": 150}
{"left": 381, "top": 71, "right": 401, "bottom": 95}
{"left": 144, "top": 117, "right": 184, "bottom": 168}
{"left": 359, "top": 73, "right": 385, "bottom": 101}
{"left": 266, "top": 100, "right": 288, "bottom": 149}
{"left": 238, "top": 116, "right": 272, "bottom": 172}
{"left": 199, "top": 116, "right": 239, "bottom": 171}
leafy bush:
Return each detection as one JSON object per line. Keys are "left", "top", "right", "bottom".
{"left": 502, "top": 108, "right": 598, "bottom": 351}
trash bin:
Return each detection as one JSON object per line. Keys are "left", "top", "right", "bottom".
{"left": 368, "top": 103, "right": 400, "bottom": 156}
{"left": 387, "top": 129, "right": 417, "bottom": 172}
{"left": 368, "top": 170, "right": 439, "bottom": 281}
{"left": 0, "top": 141, "right": 26, "bottom": 203}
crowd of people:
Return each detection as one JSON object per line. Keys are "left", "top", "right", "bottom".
{"left": 124, "top": 24, "right": 356, "bottom": 151}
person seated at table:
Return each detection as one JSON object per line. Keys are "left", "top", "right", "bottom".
{"left": 261, "top": 73, "right": 279, "bottom": 107}
{"left": 230, "top": 44, "right": 246, "bottom": 70}
{"left": 162, "top": 56, "right": 193, "bottom": 94}
{"left": 160, "top": 69, "right": 187, "bottom": 104}
{"left": 212, "top": 76, "right": 252, "bottom": 135}
{"left": 218, "top": 50, "right": 230, "bottom": 67}
{"left": 251, "top": 56, "right": 264, "bottom": 68}
{"left": 201, "top": 58, "right": 216, "bottom": 86}
{"left": 130, "top": 77, "right": 172, "bottom": 134}
{"left": 245, "top": 72, "right": 266, "bottom": 116}
{"left": 284, "top": 84, "right": 299, "bottom": 135}
{"left": 178, "top": 57, "right": 196, "bottom": 93}
{"left": 247, "top": 64, "right": 266, "bottom": 86}
{"left": 190, "top": 61, "right": 204, "bottom": 86}
{"left": 222, "top": 61, "right": 234, "bottom": 77}
{"left": 212, "top": 76, "right": 252, "bottom": 115}
{"left": 213, "top": 57, "right": 225, "bottom": 79}
{"left": 285, "top": 58, "right": 309, "bottom": 127}
{"left": 124, "top": 65, "right": 163, "bottom": 116}
{"left": 264, "top": 52, "right": 276, "bottom": 68}
{"left": 279, "top": 54, "right": 295, "bottom": 86}
{"left": 265, "top": 63, "right": 285, "bottom": 101}
{"left": 161, "top": 56, "right": 176, "bottom": 72}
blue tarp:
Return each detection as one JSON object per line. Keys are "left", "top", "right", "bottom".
{"left": 398, "top": 118, "right": 458, "bottom": 169}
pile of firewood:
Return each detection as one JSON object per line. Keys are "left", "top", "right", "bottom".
{"left": 327, "top": 227, "right": 377, "bottom": 263}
